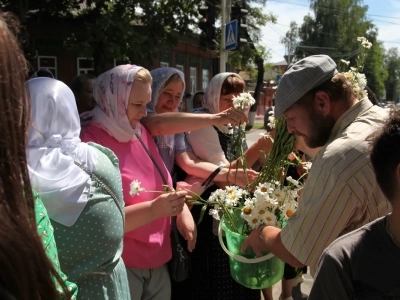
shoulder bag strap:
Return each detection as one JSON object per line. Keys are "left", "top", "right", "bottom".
{"left": 135, "top": 133, "right": 169, "bottom": 186}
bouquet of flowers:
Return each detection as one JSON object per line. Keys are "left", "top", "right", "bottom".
{"left": 341, "top": 36, "right": 372, "bottom": 101}
{"left": 190, "top": 108, "right": 305, "bottom": 236}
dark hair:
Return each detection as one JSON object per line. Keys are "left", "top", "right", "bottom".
{"left": 221, "top": 75, "right": 245, "bottom": 96}
{"left": 71, "top": 73, "right": 96, "bottom": 93}
{"left": 185, "top": 92, "right": 192, "bottom": 98}
{"left": 0, "top": 12, "right": 67, "bottom": 300}
{"left": 32, "top": 68, "right": 54, "bottom": 79}
{"left": 369, "top": 108, "right": 400, "bottom": 200}
{"left": 365, "top": 86, "right": 379, "bottom": 105}
{"left": 297, "top": 73, "right": 354, "bottom": 107}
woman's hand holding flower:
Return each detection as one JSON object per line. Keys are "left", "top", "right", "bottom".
{"left": 215, "top": 107, "right": 248, "bottom": 127}
{"left": 227, "top": 168, "right": 259, "bottom": 189}
{"left": 150, "top": 190, "right": 187, "bottom": 218}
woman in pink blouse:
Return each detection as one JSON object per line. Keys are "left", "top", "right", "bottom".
{"left": 80, "top": 65, "right": 194, "bottom": 300}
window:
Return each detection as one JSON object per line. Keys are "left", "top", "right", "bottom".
{"left": 176, "top": 64, "right": 184, "bottom": 72}
{"left": 202, "top": 69, "right": 209, "bottom": 90}
{"left": 114, "top": 59, "right": 130, "bottom": 67}
{"left": 37, "top": 56, "right": 57, "bottom": 78}
{"left": 160, "top": 62, "right": 169, "bottom": 68}
{"left": 190, "top": 67, "right": 197, "bottom": 93}
{"left": 77, "top": 57, "right": 94, "bottom": 75}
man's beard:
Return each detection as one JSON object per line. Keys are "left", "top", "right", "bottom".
{"left": 304, "top": 109, "right": 336, "bottom": 148}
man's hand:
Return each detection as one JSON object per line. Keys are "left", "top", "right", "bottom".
{"left": 241, "top": 227, "right": 269, "bottom": 257}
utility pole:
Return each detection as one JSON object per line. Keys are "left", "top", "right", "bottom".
{"left": 220, "top": 0, "right": 227, "bottom": 73}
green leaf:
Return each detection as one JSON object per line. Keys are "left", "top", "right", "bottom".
{"left": 197, "top": 205, "right": 208, "bottom": 225}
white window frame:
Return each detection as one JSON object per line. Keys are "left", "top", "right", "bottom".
{"left": 37, "top": 56, "right": 57, "bottom": 78}
{"left": 202, "top": 69, "right": 209, "bottom": 90}
{"left": 190, "top": 67, "right": 197, "bottom": 94}
{"left": 160, "top": 62, "right": 169, "bottom": 68}
{"left": 77, "top": 57, "right": 94, "bottom": 75}
{"left": 175, "top": 64, "right": 184, "bottom": 72}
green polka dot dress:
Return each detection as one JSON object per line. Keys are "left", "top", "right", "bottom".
{"left": 50, "top": 143, "right": 130, "bottom": 300}
{"left": 34, "top": 191, "right": 78, "bottom": 299}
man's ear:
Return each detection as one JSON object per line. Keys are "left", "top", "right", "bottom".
{"left": 314, "top": 91, "right": 331, "bottom": 116}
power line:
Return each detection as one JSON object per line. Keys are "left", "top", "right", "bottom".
{"left": 266, "top": 0, "right": 400, "bottom": 24}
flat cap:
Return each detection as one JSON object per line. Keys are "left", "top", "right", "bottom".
{"left": 274, "top": 55, "right": 338, "bottom": 118}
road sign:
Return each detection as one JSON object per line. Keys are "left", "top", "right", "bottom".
{"left": 276, "top": 74, "right": 283, "bottom": 84}
{"left": 225, "top": 20, "right": 238, "bottom": 51}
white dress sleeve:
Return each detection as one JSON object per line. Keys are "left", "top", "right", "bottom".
{"left": 186, "top": 126, "right": 229, "bottom": 166}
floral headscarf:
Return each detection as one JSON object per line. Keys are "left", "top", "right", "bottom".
{"left": 91, "top": 64, "right": 144, "bottom": 142}
{"left": 148, "top": 67, "right": 185, "bottom": 156}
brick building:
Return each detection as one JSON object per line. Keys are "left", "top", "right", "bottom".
{"left": 27, "top": 17, "right": 216, "bottom": 93}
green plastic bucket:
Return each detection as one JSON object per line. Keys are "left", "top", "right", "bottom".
{"left": 218, "top": 215, "right": 284, "bottom": 289}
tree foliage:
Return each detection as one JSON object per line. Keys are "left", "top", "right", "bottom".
{"left": 228, "top": 5, "right": 275, "bottom": 71}
{"left": 0, "top": 0, "right": 199, "bottom": 74}
{"left": 280, "top": 21, "right": 299, "bottom": 65}
{"left": 296, "top": 0, "right": 387, "bottom": 96}
{"left": 384, "top": 48, "right": 400, "bottom": 101}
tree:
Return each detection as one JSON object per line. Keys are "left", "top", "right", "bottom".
{"left": 1, "top": 0, "right": 199, "bottom": 74}
{"left": 65, "top": 0, "right": 200, "bottom": 74}
{"left": 384, "top": 48, "right": 400, "bottom": 102}
{"left": 227, "top": 3, "right": 276, "bottom": 130}
{"left": 280, "top": 21, "right": 299, "bottom": 65}
{"left": 296, "top": 0, "right": 387, "bottom": 96}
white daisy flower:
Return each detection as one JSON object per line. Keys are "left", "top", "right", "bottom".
{"left": 209, "top": 209, "right": 221, "bottom": 220}
{"left": 129, "top": 180, "right": 145, "bottom": 197}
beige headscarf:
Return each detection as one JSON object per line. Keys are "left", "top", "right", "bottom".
{"left": 202, "top": 72, "right": 243, "bottom": 133}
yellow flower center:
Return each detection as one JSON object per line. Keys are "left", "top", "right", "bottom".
{"left": 286, "top": 209, "right": 294, "bottom": 218}
{"left": 243, "top": 207, "right": 252, "bottom": 215}
{"left": 251, "top": 218, "right": 258, "bottom": 224}
{"left": 260, "top": 187, "right": 268, "bottom": 193}
{"left": 258, "top": 209, "right": 266, "bottom": 215}
{"left": 266, "top": 216, "right": 272, "bottom": 222}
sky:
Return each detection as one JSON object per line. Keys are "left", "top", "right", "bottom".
{"left": 259, "top": 0, "right": 400, "bottom": 63}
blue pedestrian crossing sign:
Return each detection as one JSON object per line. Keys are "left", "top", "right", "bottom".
{"left": 225, "top": 20, "right": 238, "bottom": 50}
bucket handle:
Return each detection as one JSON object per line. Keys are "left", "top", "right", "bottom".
{"left": 218, "top": 220, "right": 275, "bottom": 264}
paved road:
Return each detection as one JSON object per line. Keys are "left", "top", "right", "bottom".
{"left": 245, "top": 127, "right": 314, "bottom": 299}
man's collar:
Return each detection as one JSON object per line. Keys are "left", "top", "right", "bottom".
{"left": 327, "top": 99, "right": 373, "bottom": 143}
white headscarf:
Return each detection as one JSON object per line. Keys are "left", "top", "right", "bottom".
{"left": 91, "top": 64, "right": 144, "bottom": 142}
{"left": 203, "top": 72, "right": 243, "bottom": 133}
{"left": 148, "top": 67, "right": 185, "bottom": 155}
{"left": 27, "top": 78, "right": 98, "bottom": 227}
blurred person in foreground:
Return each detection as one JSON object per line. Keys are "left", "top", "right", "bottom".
{"left": 0, "top": 12, "right": 76, "bottom": 300}
{"left": 309, "top": 109, "right": 400, "bottom": 299}
{"left": 243, "top": 55, "right": 391, "bottom": 278}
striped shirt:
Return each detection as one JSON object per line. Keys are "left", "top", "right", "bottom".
{"left": 280, "top": 100, "right": 392, "bottom": 276}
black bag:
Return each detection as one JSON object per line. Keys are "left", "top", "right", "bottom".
{"left": 168, "top": 165, "right": 223, "bottom": 282}
{"left": 136, "top": 133, "right": 192, "bottom": 282}
{"left": 168, "top": 216, "right": 191, "bottom": 282}
{"left": 135, "top": 133, "right": 223, "bottom": 283}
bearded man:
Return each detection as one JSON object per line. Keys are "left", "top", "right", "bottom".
{"left": 243, "top": 55, "right": 391, "bottom": 278}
